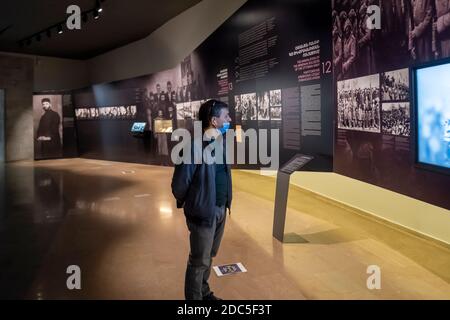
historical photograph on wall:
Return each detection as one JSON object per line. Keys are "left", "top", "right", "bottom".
{"left": 234, "top": 95, "right": 242, "bottom": 122}
{"left": 75, "top": 106, "right": 137, "bottom": 120}
{"left": 381, "top": 102, "right": 411, "bottom": 136}
{"left": 143, "top": 67, "right": 179, "bottom": 125}
{"left": 241, "top": 93, "right": 257, "bottom": 121}
{"left": 257, "top": 91, "right": 270, "bottom": 121}
{"left": 332, "top": 0, "right": 450, "bottom": 81}
{"left": 337, "top": 73, "right": 381, "bottom": 133}
{"left": 270, "top": 89, "right": 282, "bottom": 121}
{"left": 33, "top": 95, "right": 63, "bottom": 160}
{"left": 381, "top": 68, "right": 410, "bottom": 102}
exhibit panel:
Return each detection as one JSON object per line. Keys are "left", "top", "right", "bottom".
{"left": 33, "top": 95, "right": 63, "bottom": 160}
{"left": 332, "top": 0, "right": 450, "bottom": 209}
{"left": 73, "top": 0, "right": 334, "bottom": 172}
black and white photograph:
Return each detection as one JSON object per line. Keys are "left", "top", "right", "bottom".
{"left": 257, "top": 91, "right": 270, "bottom": 121}
{"left": 337, "top": 74, "right": 381, "bottom": 133}
{"left": 234, "top": 95, "right": 242, "bottom": 113}
{"left": 76, "top": 105, "right": 137, "bottom": 120}
{"left": 191, "top": 101, "right": 201, "bottom": 120}
{"left": 89, "top": 107, "right": 98, "bottom": 119}
{"left": 33, "top": 95, "right": 63, "bottom": 160}
{"left": 183, "top": 102, "right": 193, "bottom": 119}
{"left": 241, "top": 93, "right": 257, "bottom": 121}
{"left": 75, "top": 108, "right": 86, "bottom": 119}
{"left": 270, "top": 89, "right": 282, "bottom": 107}
{"left": 381, "top": 68, "right": 410, "bottom": 102}
{"left": 270, "top": 107, "right": 282, "bottom": 121}
{"left": 176, "top": 103, "right": 185, "bottom": 120}
{"left": 332, "top": 0, "right": 450, "bottom": 80}
{"left": 382, "top": 102, "right": 411, "bottom": 137}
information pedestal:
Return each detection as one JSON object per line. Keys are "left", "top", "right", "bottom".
{"left": 273, "top": 154, "right": 314, "bottom": 242}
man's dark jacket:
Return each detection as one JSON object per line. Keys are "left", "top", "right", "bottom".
{"left": 171, "top": 137, "right": 232, "bottom": 227}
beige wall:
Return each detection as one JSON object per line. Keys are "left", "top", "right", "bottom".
{"left": 88, "top": 0, "right": 247, "bottom": 84}
{"left": 243, "top": 170, "right": 450, "bottom": 245}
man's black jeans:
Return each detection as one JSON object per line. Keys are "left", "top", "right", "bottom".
{"left": 185, "top": 205, "right": 226, "bottom": 300}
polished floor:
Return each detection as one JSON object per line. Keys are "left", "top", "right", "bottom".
{"left": 0, "top": 158, "right": 449, "bottom": 299}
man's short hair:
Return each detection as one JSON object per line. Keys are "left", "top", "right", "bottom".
{"left": 199, "top": 99, "right": 229, "bottom": 131}
{"left": 41, "top": 98, "right": 51, "bottom": 104}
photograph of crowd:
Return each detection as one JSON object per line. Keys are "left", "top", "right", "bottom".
{"left": 75, "top": 105, "right": 137, "bottom": 120}
{"left": 337, "top": 74, "right": 381, "bottom": 133}
{"left": 257, "top": 91, "right": 270, "bottom": 121}
{"left": 332, "top": 0, "right": 450, "bottom": 81}
{"left": 270, "top": 89, "right": 282, "bottom": 107}
{"left": 381, "top": 102, "right": 411, "bottom": 136}
{"left": 381, "top": 68, "right": 410, "bottom": 101}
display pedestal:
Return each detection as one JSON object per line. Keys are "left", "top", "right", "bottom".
{"left": 272, "top": 154, "right": 314, "bottom": 243}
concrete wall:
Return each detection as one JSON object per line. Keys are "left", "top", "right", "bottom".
{"left": 33, "top": 56, "right": 89, "bottom": 92}
{"left": 0, "top": 54, "right": 34, "bottom": 161}
{"left": 88, "top": 0, "right": 247, "bottom": 84}
{"left": 0, "top": 52, "right": 90, "bottom": 92}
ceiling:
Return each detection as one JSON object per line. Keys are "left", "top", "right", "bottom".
{"left": 0, "top": 0, "right": 202, "bottom": 60}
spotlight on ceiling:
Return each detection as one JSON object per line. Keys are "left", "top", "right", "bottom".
{"left": 57, "top": 24, "right": 63, "bottom": 34}
{"left": 94, "top": 9, "right": 99, "bottom": 20}
{"left": 96, "top": 0, "right": 103, "bottom": 13}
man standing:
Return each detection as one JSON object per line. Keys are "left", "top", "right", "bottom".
{"left": 333, "top": 24, "right": 343, "bottom": 81}
{"left": 343, "top": 19, "right": 357, "bottom": 79}
{"left": 172, "top": 99, "right": 232, "bottom": 300}
{"left": 410, "top": 0, "right": 434, "bottom": 61}
{"left": 166, "top": 81, "right": 176, "bottom": 103}
{"left": 435, "top": 0, "right": 450, "bottom": 57}
{"left": 155, "top": 83, "right": 162, "bottom": 102}
{"left": 36, "top": 98, "right": 61, "bottom": 159}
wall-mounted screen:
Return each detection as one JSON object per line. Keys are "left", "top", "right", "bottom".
{"left": 415, "top": 61, "right": 450, "bottom": 171}
{"left": 131, "top": 122, "right": 146, "bottom": 133}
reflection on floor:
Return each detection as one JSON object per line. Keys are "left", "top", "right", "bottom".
{"left": 0, "top": 158, "right": 449, "bottom": 299}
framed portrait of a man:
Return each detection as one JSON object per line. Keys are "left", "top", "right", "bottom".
{"left": 33, "top": 95, "right": 63, "bottom": 160}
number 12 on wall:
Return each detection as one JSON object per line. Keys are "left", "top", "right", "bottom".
{"left": 322, "top": 61, "right": 332, "bottom": 74}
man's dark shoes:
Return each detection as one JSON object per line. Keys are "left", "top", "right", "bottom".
{"left": 203, "top": 292, "right": 222, "bottom": 300}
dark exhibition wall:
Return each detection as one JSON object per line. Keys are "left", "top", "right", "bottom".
{"left": 70, "top": 0, "right": 334, "bottom": 171}
{"left": 332, "top": 0, "right": 450, "bottom": 209}
{"left": 31, "top": 0, "right": 450, "bottom": 210}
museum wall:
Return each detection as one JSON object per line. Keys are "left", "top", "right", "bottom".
{"left": 1, "top": 52, "right": 90, "bottom": 162}
{"left": 0, "top": 54, "right": 34, "bottom": 162}
{"left": 88, "top": 0, "right": 248, "bottom": 84}
{"left": 73, "top": 0, "right": 334, "bottom": 171}
{"left": 332, "top": 0, "right": 450, "bottom": 209}
{"left": 34, "top": 56, "right": 89, "bottom": 92}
